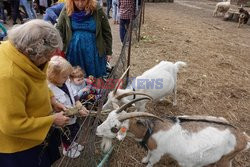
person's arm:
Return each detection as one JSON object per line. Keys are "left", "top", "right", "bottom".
{"left": 77, "top": 85, "right": 91, "bottom": 97}
{"left": 0, "top": 23, "right": 7, "bottom": 35}
{"left": 99, "top": 8, "right": 113, "bottom": 56}
{"left": 44, "top": 8, "right": 58, "bottom": 23}
{"left": 55, "top": 7, "right": 67, "bottom": 47}
{"left": 0, "top": 76, "right": 54, "bottom": 141}
{"left": 75, "top": 100, "right": 89, "bottom": 116}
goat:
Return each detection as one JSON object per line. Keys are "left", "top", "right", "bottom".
{"left": 96, "top": 98, "right": 250, "bottom": 167}
{"left": 238, "top": 7, "right": 249, "bottom": 28}
{"left": 213, "top": 0, "right": 231, "bottom": 17}
{"left": 103, "top": 60, "right": 187, "bottom": 112}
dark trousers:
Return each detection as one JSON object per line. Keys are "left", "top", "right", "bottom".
{"left": 106, "top": 0, "right": 112, "bottom": 17}
{"left": 119, "top": 19, "right": 130, "bottom": 43}
{"left": 0, "top": 2, "right": 6, "bottom": 22}
{"left": 0, "top": 128, "right": 61, "bottom": 167}
{"left": 34, "top": 0, "right": 45, "bottom": 14}
{"left": 10, "top": 0, "right": 23, "bottom": 24}
{"left": 61, "top": 123, "right": 80, "bottom": 149}
{"left": 3, "top": 1, "right": 11, "bottom": 17}
{"left": 0, "top": 145, "right": 51, "bottom": 167}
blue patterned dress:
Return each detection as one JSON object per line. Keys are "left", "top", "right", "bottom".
{"left": 66, "top": 11, "right": 107, "bottom": 77}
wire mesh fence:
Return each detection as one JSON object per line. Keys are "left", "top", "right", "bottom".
{"left": 54, "top": 1, "right": 145, "bottom": 166}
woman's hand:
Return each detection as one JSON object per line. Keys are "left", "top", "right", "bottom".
{"left": 106, "top": 55, "right": 112, "bottom": 62}
{"left": 53, "top": 111, "right": 70, "bottom": 127}
{"left": 78, "top": 106, "right": 89, "bottom": 117}
{"left": 51, "top": 96, "right": 67, "bottom": 112}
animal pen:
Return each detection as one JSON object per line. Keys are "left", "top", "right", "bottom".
{"left": 54, "top": 1, "right": 146, "bottom": 167}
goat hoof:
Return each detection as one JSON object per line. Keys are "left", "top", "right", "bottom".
{"left": 141, "top": 157, "right": 149, "bottom": 164}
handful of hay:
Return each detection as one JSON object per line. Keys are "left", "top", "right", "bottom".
{"left": 64, "top": 106, "right": 111, "bottom": 117}
{"left": 64, "top": 107, "right": 80, "bottom": 116}
{"left": 89, "top": 109, "right": 111, "bottom": 116}
{"left": 63, "top": 101, "right": 82, "bottom": 116}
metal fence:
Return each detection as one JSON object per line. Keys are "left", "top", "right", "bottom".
{"left": 54, "top": 1, "right": 145, "bottom": 166}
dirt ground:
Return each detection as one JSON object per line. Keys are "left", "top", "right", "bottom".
{"left": 107, "top": 0, "right": 250, "bottom": 166}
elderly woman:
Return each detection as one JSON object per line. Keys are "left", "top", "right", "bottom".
{"left": 0, "top": 20, "right": 70, "bottom": 167}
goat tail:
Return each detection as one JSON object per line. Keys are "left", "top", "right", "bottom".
{"left": 175, "top": 61, "right": 187, "bottom": 71}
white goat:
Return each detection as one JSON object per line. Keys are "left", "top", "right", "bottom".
{"left": 103, "top": 61, "right": 186, "bottom": 112}
{"left": 96, "top": 98, "right": 250, "bottom": 167}
{"left": 213, "top": 0, "right": 231, "bottom": 17}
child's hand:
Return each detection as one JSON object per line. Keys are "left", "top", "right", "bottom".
{"left": 51, "top": 96, "right": 67, "bottom": 112}
{"left": 82, "top": 87, "right": 89, "bottom": 92}
{"left": 78, "top": 106, "right": 89, "bottom": 117}
{"left": 86, "top": 75, "right": 95, "bottom": 85}
{"left": 75, "top": 100, "right": 82, "bottom": 110}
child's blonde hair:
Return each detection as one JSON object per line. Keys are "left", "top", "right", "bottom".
{"left": 47, "top": 56, "right": 73, "bottom": 85}
{"left": 70, "top": 66, "right": 85, "bottom": 79}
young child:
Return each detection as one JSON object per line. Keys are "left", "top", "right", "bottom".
{"left": 47, "top": 56, "right": 89, "bottom": 159}
{"left": 69, "top": 66, "right": 102, "bottom": 109}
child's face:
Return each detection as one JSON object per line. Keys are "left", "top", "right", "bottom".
{"left": 56, "top": 72, "right": 70, "bottom": 86}
{"left": 73, "top": 77, "right": 84, "bottom": 85}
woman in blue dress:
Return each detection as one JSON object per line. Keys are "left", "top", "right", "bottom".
{"left": 56, "top": 0, "right": 112, "bottom": 78}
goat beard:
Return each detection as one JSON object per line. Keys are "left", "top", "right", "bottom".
{"left": 101, "top": 137, "right": 113, "bottom": 153}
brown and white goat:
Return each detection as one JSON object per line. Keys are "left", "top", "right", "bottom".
{"left": 96, "top": 98, "right": 250, "bottom": 167}
{"left": 238, "top": 7, "right": 249, "bottom": 28}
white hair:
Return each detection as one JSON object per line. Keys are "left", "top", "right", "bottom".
{"left": 8, "top": 19, "right": 63, "bottom": 63}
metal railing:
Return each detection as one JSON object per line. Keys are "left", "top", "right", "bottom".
{"left": 54, "top": 1, "right": 146, "bottom": 166}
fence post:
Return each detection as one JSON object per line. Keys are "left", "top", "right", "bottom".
{"left": 142, "top": 0, "right": 145, "bottom": 24}
{"left": 138, "top": 2, "right": 143, "bottom": 42}
{"left": 127, "top": 19, "right": 133, "bottom": 80}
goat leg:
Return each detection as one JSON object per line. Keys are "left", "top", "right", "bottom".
{"left": 238, "top": 21, "right": 241, "bottom": 28}
{"left": 146, "top": 151, "right": 162, "bottom": 167}
{"left": 173, "top": 85, "right": 177, "bottom": 106}
{"left": 141, "top": 151, "right": 151, "bottom": 164}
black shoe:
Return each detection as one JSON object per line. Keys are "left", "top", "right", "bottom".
{"left": 107, "top": 15, "right": 112, "bottom": 19}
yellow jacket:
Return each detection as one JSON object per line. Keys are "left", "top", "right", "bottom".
{"left": 0, "top": 41, "right": 54, "bottom": 153}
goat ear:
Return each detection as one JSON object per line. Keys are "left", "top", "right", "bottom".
{"left": 112, "top": 102, "right": 119, "bottom": 110}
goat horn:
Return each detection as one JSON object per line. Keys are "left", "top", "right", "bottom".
{"left": 116, "top": 97, "right": 151, "bottom": 114}
{"left": 116, "top": 92, "right": 153, "bottom": 100}
{"left": 118, "top": 112, "right": 164, "bottom": 122}
{"left": 113, "top": 66, "right": 130, "bottom": 95}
